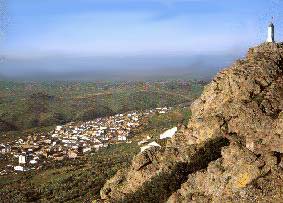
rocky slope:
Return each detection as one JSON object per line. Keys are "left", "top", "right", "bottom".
{"left": 100, "top": 43, "right": 283, "bottom": 203}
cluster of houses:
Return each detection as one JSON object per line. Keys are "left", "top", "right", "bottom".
{"left": 0, "top": 107, "right": 172, "bottom": 175}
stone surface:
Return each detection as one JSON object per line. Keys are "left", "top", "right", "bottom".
{"left": 100, "top": 43, "right": 283, "bottom": 203}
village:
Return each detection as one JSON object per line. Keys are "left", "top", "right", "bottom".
{"left": 0, "top": 107, "right": 177, "bottom": 175}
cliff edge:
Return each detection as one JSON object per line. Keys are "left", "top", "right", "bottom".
{"left": 100, "top": 43, "right": 283, "bottom": 203}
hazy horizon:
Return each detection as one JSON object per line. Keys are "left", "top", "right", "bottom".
{"left": 0, "top": 0, "right": 283, "bottom": 80}
{"left": 0, "top": 53, "right": 241, "bottom": 81}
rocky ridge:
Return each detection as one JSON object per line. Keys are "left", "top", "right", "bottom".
{"left": 100, "top": 43, "right": 283, "bottom": 202}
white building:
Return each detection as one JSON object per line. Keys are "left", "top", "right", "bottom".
{"left": 94, "top": 143, "right": 104, "bottom": 150}
{"left": 14, "top": 166, "right": 24, "bottom": 172}
{"left": 52, "top": 134, "right": 59, "bottom": 138}
{"left": 160, "top": 127, "right": 177, "bottom": 139}
{"left": 83, "top": 147, "right": 92, "bottom": 153}
{"left": 30, "top": 160, "right": 38, "bottom": 164}
{"left": 55, "top": 125, "right": 63, "bottom": 132}
{"left": 0, "top": 144, "right": 11, "bottom": 154}
{"left": 19, "top": 155, "right": 26, "bottom": 164}
{"left": 267, "top": 21, "right": 275, "bottom": 43}
{"left": 118, "top": 135, "right": 127, "bottom": 141}
{"left": 148, "top": 141, "right": 161, "bottom": 148}
{"left": 140, "top": 141, "right": 161, "bottom": 152}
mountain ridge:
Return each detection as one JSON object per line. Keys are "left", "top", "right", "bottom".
{"left": 99, "top": 43, "right": 283, "bottom": 202}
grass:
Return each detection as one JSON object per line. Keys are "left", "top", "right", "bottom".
{"left": 0, "top": 79, "right": 203, "bottom": 202}
{"left": 0, "top": 143, "right": 138, "bottom": 202}
{"left": 0, "top": 107, "right": 193, "bottom": 202}
{"left": 0, "top": 80, "right": 204, "bottom": 134}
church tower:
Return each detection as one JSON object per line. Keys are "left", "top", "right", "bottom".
{"left": 266, "top": 20, "right": 275, "bottom": 43}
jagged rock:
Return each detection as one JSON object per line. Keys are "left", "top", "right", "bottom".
{"left": 100, "top": 146, "right": 166, "bottom": 201}
{"left": 100, "top": 43, "right": 283, "bottom": 202}
{"left": 100, "top": 137, "right": 229, "bottom": 202}
{"left": 186, "top": 43, "right": 283, "bottom": 154}
{"left": 168, "top": 144, "right": 283, "bottom": 203}
{"left": 132, "top": 147, "right": 160, "bottom": 171}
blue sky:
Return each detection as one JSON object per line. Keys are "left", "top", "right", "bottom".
{"left": 1, "top": 0, "right": 282, "bottom": 58}
{"left": 0, "top": 0, "right": 282, "bottom": 80}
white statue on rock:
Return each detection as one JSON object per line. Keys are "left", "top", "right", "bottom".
{"left": 266, "top": 18, "right": 275, "bottom": 43}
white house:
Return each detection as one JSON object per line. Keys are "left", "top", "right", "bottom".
{"left": 118, "top": 135, "right": 127, "bottom": 141}
{"left": 14, "top": 166, "right": 24, "bottom": 172}
{"left": 132, "top": 117, "right": 139, "bottom": 122}
{"left": 140, "top": 141, "right": 161, "bottom": 152}
{"left": 83, "top": 147, "right": 92, "bottom": 153}
{"left": 52, "top": 134, "right": 59, "bottom": 138}
{"left": 148, "top": 141, "right": 161, "bottom": 148}
{"left": 0, "top": 144, "right": 11, "bottom": 154}
{"left": 160, "top": 127, "right": 177, "bottom": 140}
{"left": 0, "top": 145, "right": 5, "bottom": 154}
{"left": 19, "top": 155, "right": 26, "bottom": 164}
{"left": 94, "top": 143, "right": 104, "bottom": 150}
{"left": 30, "top": 160, "right": 38, "bottom": 164}
{"left": 55, "top": 125, "right": 63, "bottom": 132}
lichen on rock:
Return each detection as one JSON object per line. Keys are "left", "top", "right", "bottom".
{"left": 100, "top": 43, "right": 283, "bottom": 203}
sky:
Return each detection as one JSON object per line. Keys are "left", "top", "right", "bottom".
{"left": 0, "top": 0, "right": 282, "bottom": 80}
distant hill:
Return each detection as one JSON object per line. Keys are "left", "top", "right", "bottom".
{"left": 0, "top": 80, "right": 205, "bottom": 133}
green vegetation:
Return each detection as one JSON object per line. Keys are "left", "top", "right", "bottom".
{"left": 0, "top": 80, "right": 204, "bottom": 134}
{"left": 0, "top": 106, "right": 194, "bottom": 202}
{"left": 147, "top": 108, "right": 191, "bottom": 129}
{"left": 124, "top": 107, "right": 192, "bottom": 145}
{"left": 0, "top": 79, "right": 204, "bottom": 202}
{"left": 0, "top": 143, "right": 139, "bottom": 203}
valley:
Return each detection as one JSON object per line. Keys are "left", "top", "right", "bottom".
{"left": 0, "top": 79, "right": 204, "bottom": 202}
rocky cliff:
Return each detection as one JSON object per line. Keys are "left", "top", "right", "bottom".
{"left": 100, "top": 43, "right": 283, "bottom": 203}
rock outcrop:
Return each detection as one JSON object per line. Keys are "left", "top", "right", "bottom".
{"left": 100, "top": 43, "right": 283, "bottom": 202}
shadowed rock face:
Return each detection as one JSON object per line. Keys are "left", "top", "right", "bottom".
{"left": 100, "top": 43, "right": 283, "bottom": 203}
